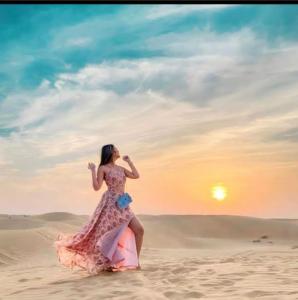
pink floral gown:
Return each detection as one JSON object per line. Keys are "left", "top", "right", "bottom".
{"left": 53, "top": 165, "right": 138, "bottom": 274}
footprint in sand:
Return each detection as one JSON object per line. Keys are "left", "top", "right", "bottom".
{"left": 218, "top": 273, "right": 245, "bottom": 281}
{"left": 219, "top": 279, "right": 235, "bottom": 286}
{"left": 164, "top": 291, "right": 205, "bottom": 299}
{"left": 171, "top": 267, "right": 188, "bottom": 274}
{"left": 185, "top": 291, "right": 205, "bottom": 298}
{"left": 48, "top": 290, "right": 61, "bottom": 295}
{"left": 244, "top": 290, "right": 274, "bottom": 297}
{"left": 220, "top": 258, "right": 235, "bottom": 263}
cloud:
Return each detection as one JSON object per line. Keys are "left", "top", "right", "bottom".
{"left": 145, "top": 4, "right": 237, "bottom": 20}
{"left": 64, "top": 37, "right": 93, "bottom": 48}
{"left": 1, "top": 12, "right": 298, "bottom": 179}
{"left": 1, "top": 5, "right": 298, "bottom": 217}
{"left": 265, "top": 126, "right": 298, "bottom": 143}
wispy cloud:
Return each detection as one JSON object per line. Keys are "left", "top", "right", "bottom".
{"left": 145, "top": 4, "right": 237, "bottom": 20}
{"left": 1, "top": 29, "right": 298, "bottom": 178}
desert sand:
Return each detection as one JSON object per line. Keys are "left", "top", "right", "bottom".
{"left": 1, "top": 212, "right": 298, "bottom": 299}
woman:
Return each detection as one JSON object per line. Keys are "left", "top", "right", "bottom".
{"left": 53, "top": 144, "right": 144, "bottom": 274}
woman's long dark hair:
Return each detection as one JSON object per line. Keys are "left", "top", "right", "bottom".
{"left": 99, "top": 144, "right": 114, "bottom": 166}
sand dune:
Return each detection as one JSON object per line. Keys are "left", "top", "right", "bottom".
{"left": 1, "top": 213, "right": 298, "bottom": 299}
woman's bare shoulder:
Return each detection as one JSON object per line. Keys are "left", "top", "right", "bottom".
{"left": 97, "top": 164, "right": 107, "bottom": 173}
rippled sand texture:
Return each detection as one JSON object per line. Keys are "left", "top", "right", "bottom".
{"left": 1, "top": 213, "right": 298, "bottom": 299}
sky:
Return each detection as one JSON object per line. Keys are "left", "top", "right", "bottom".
{"left": 0, "top": 4, "right": 298, "bottom": 218}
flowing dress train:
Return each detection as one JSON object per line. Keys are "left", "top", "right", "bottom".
{"left": 53, "top": 165, "right": 138, "bottom": 274}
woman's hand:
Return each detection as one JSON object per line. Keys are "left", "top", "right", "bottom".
{"left": 122, "top": 156, "right": 140, "bottom": 179}
{"left": 88, "top": 162, "right": 96, "bottom": 171}
{"left": 88, "top": 162, "right": 102, "bottom": 191}
{"left": 122, "top": 155, "right": 131, "bottom": 163}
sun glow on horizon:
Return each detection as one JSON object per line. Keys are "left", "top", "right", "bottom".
{"left": 212, "top": 185, "right": 227, "bottom": 201}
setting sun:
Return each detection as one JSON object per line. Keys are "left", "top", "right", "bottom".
{"left": 212, "top": 185, "right": 227, "bottom": 201}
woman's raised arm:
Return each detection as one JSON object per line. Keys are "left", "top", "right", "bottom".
{"left": 121, "top": 156, "right": 140, "bottom": 179}
{"left": 88, "top": 162, "right": 104, "bottom": 191}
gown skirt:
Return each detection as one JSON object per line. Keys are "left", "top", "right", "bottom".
{"left": 53, "top": 166, "right": 139, "bottom": 274}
